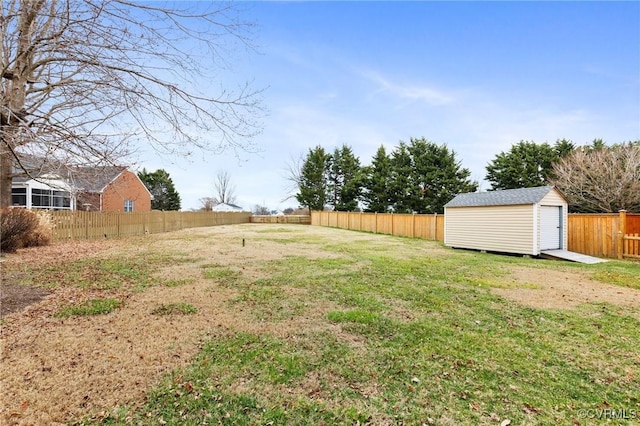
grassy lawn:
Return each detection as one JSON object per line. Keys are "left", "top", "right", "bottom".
{"left": 5, "top": 225, "right": 639, "bottom": 425}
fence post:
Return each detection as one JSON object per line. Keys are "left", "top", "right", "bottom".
{"left": 375, "top": 212, "right": 378, "bottom": 234}
{"left": 432, "top": 213, "right": 437, "bottom": 241}
{"left": 412, "top": 213, "right": 415, "bottom": 238}
{"left": 85, "top": 212, "right": 89, "bottom": 240}
{"left": 618, "top": 210, "right": 627, "bottom": 259}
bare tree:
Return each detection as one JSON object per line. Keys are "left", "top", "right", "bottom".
{"left": 282, "top": 154, "right": 303, "bottom": 203}
{"left": 252, "top": 204, "right": 270, "bottom": 215}
{"left": 198, "top": 197, "right": 216, "bottom": 211}
{"left": 550, "top": 142, "right": 640, "bottom": 213}
{"left": 213, "top": 170, "right": 236, "bottom": 204}
{"left": 1, "top": 0, "right": 263, "bottom": 207}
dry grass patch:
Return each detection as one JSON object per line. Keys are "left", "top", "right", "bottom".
{"left": 1, "top": 224, "right": 639, "bottom": 426}
{"left": 493, "top": 266, "right": 640, "bottom": 310}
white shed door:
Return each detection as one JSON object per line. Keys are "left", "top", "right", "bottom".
{"left": 540, "top": 206, "right": 561, "bottom": 250}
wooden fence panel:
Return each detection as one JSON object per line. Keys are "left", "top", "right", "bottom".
{"left": 375, "top": 214, "right": 392, "bottom": 235}
{"left": 567, "top": 214, "right": 620, "bottom": 258}
{"left": 627, "top": 214, "right": 640, "bottom": 234}
{"left": 348, "top": 212, "right": 360, "bottom": 231}
{"left": 50, "top": 211, "right": 251, "bottom": 241}
{"left": 624, "top": 233, "right": 640, "bottom": 259}
{"left": 360, "top": 213, "right": 377, "bottom": 233}
{"left": 310, "top": 211, "right": 444, "bottom": 242}
{"left": 114, "top": 212, "right": 141, "bottom": 237}
{"left": 251, "top": 215, "right": 311, "bottom": 224}
{"left": 391, "top": 214, "right": 412, "bottom": 238}
{"left": 413, "top": 215, "right": 443, "bottom": 241}
{"left": 335, "top": 212, "right": 348, "bottom": 229}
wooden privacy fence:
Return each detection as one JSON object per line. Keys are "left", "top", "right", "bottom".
{"left": 311, "top": 211, "right": 444, "bottom": 241}
{"left": 624, "top": 233, "right": 640, "bottom": 260}
{"left": 43, "top": 209, "right": 639, "bottom": 259}
{"left": 313, "top": 210, "right": 639, "bottom": 260}
{"left": 251, "top": 215, "right": 311, "bottom": 224}
{"left": 49, "top": 211, "right": 251, "bottom": 241}
{"left": 568, "top": 211, "right": 640, "bottom": 259}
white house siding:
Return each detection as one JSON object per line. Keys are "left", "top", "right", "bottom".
{"left": 212, "top": 203, "right": 244, "bottom": 212}
{"left": 12, "top": 177, "right": 75, "bottom": 210}
{"left": 445, "top": 204, "right": 536, "bottom": 255}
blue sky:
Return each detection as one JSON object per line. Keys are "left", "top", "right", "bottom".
{"left": 139, "top": 1, "right": 640, "bottom": 211}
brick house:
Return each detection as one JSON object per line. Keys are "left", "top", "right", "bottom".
{"left": 12, "top": 159, "right": 152, "bottom": 212}
{"left": 74, "top": 167, "right": 152, "bottom": 212}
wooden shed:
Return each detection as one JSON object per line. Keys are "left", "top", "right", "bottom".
{"left": 444, "top": 186, "right": 568, "bottom": 256}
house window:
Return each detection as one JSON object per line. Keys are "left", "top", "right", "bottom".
{"left": 53, "top": 190, "right": 71, "bottom": 209}
{"left": 29, "top": 188, "right": 72, "bottom": 210}
{"left": 124, "top": 199, "right": 134, "bottom": 212}
{"left": 12, "top": 187, "right": 27, "bottom": 206}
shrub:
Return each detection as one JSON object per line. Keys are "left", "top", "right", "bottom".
{"left": 24, "top": 210, "right": 53, "bottom": 247}
{"left": 0, "top": 208, "right": 52, "bottom": 253}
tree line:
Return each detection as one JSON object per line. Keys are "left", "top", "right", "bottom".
{"left": 293, "top": 138, "right": 640, "bottom": 214}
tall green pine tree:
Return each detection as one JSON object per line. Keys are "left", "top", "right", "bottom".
{"left": 389, "top": 142, "right": 414, "bottom": 213}
{"left": 485, "top": 140, "right": 566, "bottom": 190}
{"left": 138, "top": 168, "right": 181, "bottom": 211}
{"left": 362, "top": 145, "right": 392, "bottom": 212}
{"left": 296, "top": 146, "right": 330, "bottom": 211}
{"left": 404, "top": 137, "right": 477, "bottom": 214}
{"left": 328, "top": 145, "right": 362, "bottom": 211}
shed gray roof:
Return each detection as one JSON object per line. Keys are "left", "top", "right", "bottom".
{"left": 444, "top": 186, "right": 558, "bottom": 208}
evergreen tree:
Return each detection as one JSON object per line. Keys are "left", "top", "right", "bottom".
{"left": 404, "top": 137, "right": 477, "bottom": 214}
{"left": 554, "top": 138, "right": 576, "bottom": 158}
{"left": 485, "top": 140, "right": 559, "bottom": 190}
{"left": 589, "top": 138, "right": 607, "bottom": 151}
{"left": 138, "top": 168, "right": 181, "bottom": 211}
{"left": 296, "top": 146, "right": 330, "bottom": 211}
{"left": 362, "top": 145, "right": 392, "bottom": 212}
{"left": 328, "top": 145, "right": 362, "bottom": 211}
{"left": 388, "top": 142, "right": 414, "bottom": 213}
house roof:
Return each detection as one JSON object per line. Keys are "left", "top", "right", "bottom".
{"left": 212, "top": 202, "right": 244, "bottom": 211}
{"left": 444, "top": 186, "right": 560, "bottom": 208}
{"left": 12, "top": 155, "right": 137, "bottom": 194}
{"left": 69, "top": 166, "right": 127, "bottom": 193}
{"left": 12, "top": 154, "right": 67, "bottom": 181}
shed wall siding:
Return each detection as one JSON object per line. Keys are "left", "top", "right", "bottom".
{"left": 539, "top": 191, "right": 566, "bottom": 206}
{"left": 445, "top": 205, "right": 535, "bottom": 254}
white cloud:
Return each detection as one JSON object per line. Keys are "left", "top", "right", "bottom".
{"left": 358, "top": 69, "right": 456, "bottom": 106}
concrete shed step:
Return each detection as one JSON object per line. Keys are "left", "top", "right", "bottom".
{"left": 540, "top": 250, "right": 608, "bottom": 264}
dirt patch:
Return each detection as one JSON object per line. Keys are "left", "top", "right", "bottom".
{"left": 492, "top": 266, "right": 640, "bottom": 310}
{"left": 1, "top": 282, "right": 50, "bottom": 317}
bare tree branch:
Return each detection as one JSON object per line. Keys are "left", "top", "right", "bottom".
{"left": 550, "top": 142, "right": 640, "bottom": 213}
{"left": 1, "top": 0, "right": 263, "bottom": 207}
{"left": 281, "top": 153, "right": 303, "bottom": 203}
{"left": 213, "top": 169, "right": 236, "bottom": 205}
